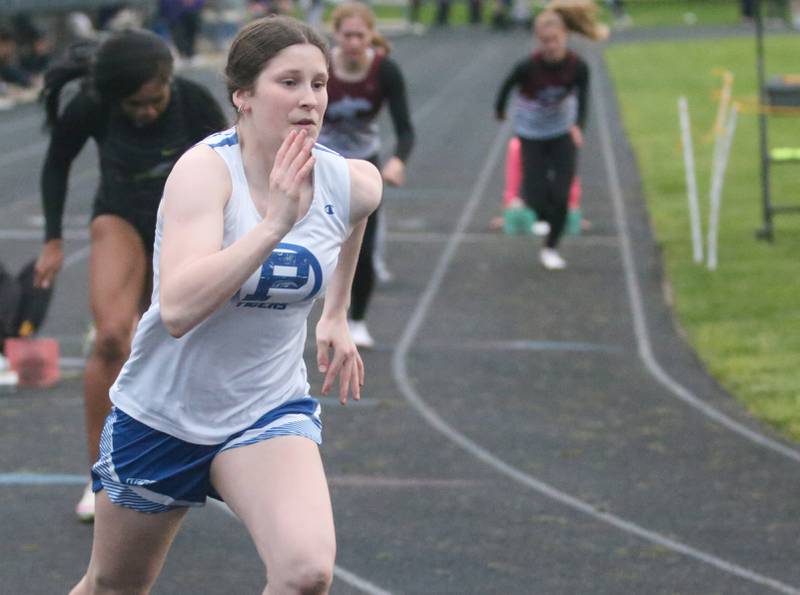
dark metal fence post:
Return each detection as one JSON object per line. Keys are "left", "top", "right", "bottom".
{"left": 755, "top": 0, "right": 775, "bottom": 241}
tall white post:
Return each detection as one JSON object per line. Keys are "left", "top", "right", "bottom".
{"left": 707, "top": 106, "right": 739, "bottom": 271}
{"left": 678, "top": 96, "right": 703, "bottom": 264}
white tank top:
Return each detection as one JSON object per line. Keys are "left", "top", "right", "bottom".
{"left": 110, "top": 127, "right": 351, "bottom": 444}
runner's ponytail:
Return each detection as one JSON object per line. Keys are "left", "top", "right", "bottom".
{"left": 541, "top": 0, "right": 609, "bottom": 41}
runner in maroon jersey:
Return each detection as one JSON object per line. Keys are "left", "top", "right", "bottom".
{"left": 318, "top": 1, "right": 414, "bottom": 348}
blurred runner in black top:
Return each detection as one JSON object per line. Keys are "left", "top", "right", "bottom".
{"left": 495, "top": 0, "right": 605, "bottom": 270}
{"left": 33, "top": 29, "right": 227, "bottom": 522}
{"left": 319, "top": 1, "right": 414, "bottom": 348}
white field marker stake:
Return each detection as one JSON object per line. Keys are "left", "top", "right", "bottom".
{"left": 707, "top": 105, "right": 738, "bottom": 271}
{"left": 709, "top": 70, "right": 734, "bottom": 172}
{"left": 679, "top": 96, "right": 703, "bottom": 263}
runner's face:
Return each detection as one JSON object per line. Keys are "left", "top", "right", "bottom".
{"left": 244, "top": 43, "right": 329, "bottom": 141}
{"left": 536, "top": 25, "right": 567, "bottom": 62}
{"left": 120, "top": 77, "right": 172, "bottom": 127}
{"left": 336, "top": 16, "right": 372, "bottom": 64}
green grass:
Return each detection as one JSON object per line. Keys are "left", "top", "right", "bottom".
{"left": 348, "top": 0, "right": 795, "bottom": 29}
{"left": 606, "top": 35, "right": 800, "bottom": 440}
{"left": 333, "top": 2, "right": 492, "bottom": 26}
{"left": 601, "top": 0, "right": 739, "bottom": 27}
{"left": 360, "top": 0, "right": 746, "bottom": 28}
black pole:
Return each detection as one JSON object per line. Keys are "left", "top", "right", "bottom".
{"left": 755, "top": 0, "right": 774, "bottom": 241}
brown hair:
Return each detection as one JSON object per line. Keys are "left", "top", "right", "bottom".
{"left": 537, "top": 0, "right": 609, "bottom": 41}
{"left": 225, "top": 15, "right": 330, "bottom": 109}
{"left": 330, "top": 2, "right": 391, "bottom": 56}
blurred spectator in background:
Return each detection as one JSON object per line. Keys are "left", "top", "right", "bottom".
{"left": 301, "top": 0, "right": 325, "bottom": 29}
{"left": 740, "top": 0, "right": 756, "bottom": 22}
{"left": 66, "top": 12, "right": 99, "bottom": 42}
{"left": 491, "top": 0, "right": 512, "bottom": 29}
{"left": 12, "top": 13, "right": 52, "bottom": 77}
{"left": 435, "top": 0, "right": 451, "bottom": 26}
{"left": 742, "top": 0, "right": 794, "bottom": 23}
{"left": 100, "top": 4, "right": 145, "bottom": 31}
{"left": 605, "top": 0, "right": 631, "bottom": 28}
{"left": 248, "top": 0, "right": 294, "bottom": 19}
{"left": 407, "top": 0, "right": 423, "bottom": 28}
{"left": 97, "top": 4, "right": 128, "bottom": 29}
{"left": 0, "top": 24, "right": 36, "bottom": 95}
{"left": 469, "top": 0, "right": 484, "bottom": 24}
{"left": 159, "top": 0, "right": 206, "bottom": 60}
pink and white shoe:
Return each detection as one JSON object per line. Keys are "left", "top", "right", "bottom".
{"left": 75, "top": 482, "right": 95, "bottom": 523}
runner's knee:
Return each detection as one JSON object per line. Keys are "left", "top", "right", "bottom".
{"left": 87, "top": 567, "right": 156, "bottom": 594}
{"left": 268, "top": 548, "right": 335, "bottom": 594}
{"left": 92, "top": 323, "right": 133, "bottom": 363}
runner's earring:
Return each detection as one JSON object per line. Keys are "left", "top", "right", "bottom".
{"left": 237, "top": 104, "right": 244, "bottom": 114}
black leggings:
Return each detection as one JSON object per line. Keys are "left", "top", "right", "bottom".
{"left": 519, "top": 133, "right": 577, "bottom": 249}
{"left": 350, "top": 206, "right": 378, "bottom": 321}
{"left": 169, "top": 11, "right": 201, "bottom": 58}
{"left": 350, "top": 155, "right": 380, "bottom": 321}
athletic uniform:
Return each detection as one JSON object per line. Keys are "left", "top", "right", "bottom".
{"left": 318, "top": 50, "right": 413, "bottom": 321}
{"left": 92, "top": 128, "right": 352, "bottom": 512}
{"left": 41, "top": 76, "right": 227, "bottom": 252}
{"left": 495, "top": 50, "right": 588, "bottom": 249}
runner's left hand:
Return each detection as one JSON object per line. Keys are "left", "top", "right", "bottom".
{"left": 570, "top": 125, "right": 584, "bottom": 149}
{"left": 315, "top": 315, "right": 364, "bottom": 404}
{"left": 381, "top": 157, "right": 406, "bottom": 187}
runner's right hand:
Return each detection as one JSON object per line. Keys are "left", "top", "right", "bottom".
{"left": 264, "top": 129, "right": 316, "bottom": 236}
{"left": 34, "top": 239, "right": 64, "bottom": 289}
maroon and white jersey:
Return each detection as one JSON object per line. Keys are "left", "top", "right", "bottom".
{"left": 319, "top": 50, "right": 386, "bottom": 159}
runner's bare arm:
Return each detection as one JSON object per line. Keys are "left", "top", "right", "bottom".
{"left": 315, "top": 158, "right": 382, "bottom": 403}
{"left": 159, "top": 130, "right": 316, "bottom": 337}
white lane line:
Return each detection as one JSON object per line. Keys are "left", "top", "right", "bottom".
{"left": 207, "top": 499, "right": 393, "bottom": 595}
{"left": 0, "top": 112, "right": 45, "bottom": 135}
{"left": 385, "top": 230, "right": 619, "bottom": 246}
{"left": 410, "top": 43, "right": 501, "bottom": 126}
{"left": 391, "top": 120, "right": 800, "bottom": 593}
{"left": 328, "top": 475, "right": 476, "bottom": 488}
{"left": 0, "top": 472, "right": 467, "bottom": 490}
{"left": 60, "top": 356, "right": 86, "bottom": 369}
{"left": 0, "top": 229, "right": 90, "bottom": 240}
{"left": 63, "top": 244, "right": 92, "bottom": 268}
{"left": 0, "top": 166, "right": 96, "bottom": 218}
{"left": 590, "top": 55, "right": 800, "bottom": 463}
{"left": 417, "top": 340, "right": 623, "bottom": 354}
{"left": 0, "top": 139, "right": 46, "bottom": 168}
{"left": 0, "top": 473, "right": 86, "bottom": 485}
{"left": 330, "top": 567, "right": 393, "bottom": 595}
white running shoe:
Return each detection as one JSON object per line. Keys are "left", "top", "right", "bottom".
{"left": 75, "top": 482, "right": 95, "bottom": 523}
{"left": 540, "top": 248, "right": 567, "bottom": 270}
{"left": 373, "top": 261, "right": 394, "bottom": 284}
{"left": 532, "top": 221, "right": 551, "bottom": 237}
{"left": 82, "top": 323, "right": 96, "bottom": 358}
{"left": 348, "top": 320, "right": 375, "bottom": 349}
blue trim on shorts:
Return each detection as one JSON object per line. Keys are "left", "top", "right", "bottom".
{"left": 91, "top": 398, "right": 321, "bottom": 513}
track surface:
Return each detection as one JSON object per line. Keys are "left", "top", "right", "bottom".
{"left": 1, "top": 27, "right": 799, "bottom": 595}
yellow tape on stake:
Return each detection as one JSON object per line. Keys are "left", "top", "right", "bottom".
{"left": 734, "top": 99, "right": 800, "bottom": 116}
{"left": 770, "top": 147, "right": 800, "bottom": 161}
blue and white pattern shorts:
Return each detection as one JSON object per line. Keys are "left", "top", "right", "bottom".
{"left": 91, "top": 398, "right": 322, "bottom": 513}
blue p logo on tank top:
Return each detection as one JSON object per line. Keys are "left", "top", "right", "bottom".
{"left": 236, "top": 243, "right": 323, "bottom": 308}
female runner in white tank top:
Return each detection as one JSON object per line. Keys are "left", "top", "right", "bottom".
{"left": 70, "top": 16, "right": 381, "bottom": 595}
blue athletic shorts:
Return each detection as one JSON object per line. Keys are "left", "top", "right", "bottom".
{"left": 91, "top": 398, "right": 322, "bottom": 513}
